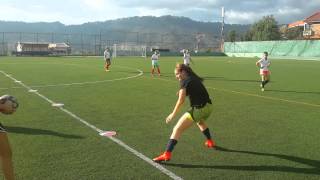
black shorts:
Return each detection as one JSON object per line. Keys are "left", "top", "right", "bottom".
{"left": 0, "top": 123, "right": 6, "bottom": 132}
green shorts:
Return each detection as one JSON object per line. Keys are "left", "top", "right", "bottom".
{"left": 105, "top": 59, "right": 111, "bottom": 64}
{"left": 152, "top": 60, "right": 159, "bottom": 68}
{"left": 187, "top": 103, "right": 213, "bottom": 123}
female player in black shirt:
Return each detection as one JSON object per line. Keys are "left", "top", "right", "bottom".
{"left": 153, "top": 64, "right": 215, "bottom": 162}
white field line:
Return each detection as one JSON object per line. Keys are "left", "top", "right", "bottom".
{"left": 0, "top": 65, "right": 143, "bottom": 89}
{"left": 210, "top": 87, "right": 320, "bottom": 108}
{"left": 0, "top": 70, "right": 183, "bottom": 180}
{"left": 153, "top": 77, "right": 320, "bottom": 108}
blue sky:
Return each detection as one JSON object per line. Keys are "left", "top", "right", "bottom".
{"left": 0, "top": 0, "right": 319, "bottom": 25}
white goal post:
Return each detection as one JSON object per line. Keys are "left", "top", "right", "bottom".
{"left": 112, "top": 43, "right": 146, "bottom": 58}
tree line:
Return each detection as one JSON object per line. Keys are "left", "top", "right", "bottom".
{"left": 227, "top": 15, "right": 304, "bottom": 42}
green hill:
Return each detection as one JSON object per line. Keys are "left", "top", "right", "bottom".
{"left": 0, "top": 16, "right": 249, "bottom": 54}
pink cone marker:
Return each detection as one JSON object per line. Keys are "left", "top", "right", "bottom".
{"left": 99, "top": 131, "right": 117, "bottom": 137}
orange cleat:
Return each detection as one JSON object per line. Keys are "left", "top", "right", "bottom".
{"left": 205, "top": 139, "right": 215, "bottom": 148}
{"left": 153, "top": 151, "right": 171, "bottom": 162}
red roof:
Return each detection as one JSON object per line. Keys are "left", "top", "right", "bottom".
{"left": 305, "top": 11, "right": 320, "bottom": 23}
{"left": 288, "top": 11, "right": 320, "bottom": 28}
{"left": 288, "top": 20, "right": 305, "bottom": 28}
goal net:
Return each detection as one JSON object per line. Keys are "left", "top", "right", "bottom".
{"left": 112, "top": 43, "right": 146, "bottom": 58}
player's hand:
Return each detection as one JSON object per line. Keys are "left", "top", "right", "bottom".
{"left": 166, "top": 113, "right": 174, "bottom": 124}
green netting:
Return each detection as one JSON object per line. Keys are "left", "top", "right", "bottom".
{"left": 224, "top": 40, "right": 320, "bottom": 59}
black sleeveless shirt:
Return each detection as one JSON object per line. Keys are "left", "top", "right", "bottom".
{"left": 180, "top": 76, "right": 211, "bottom": 107}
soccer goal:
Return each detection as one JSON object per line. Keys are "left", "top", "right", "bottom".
{"left": 112, "top": 43, "right": 146, "bottom": 58}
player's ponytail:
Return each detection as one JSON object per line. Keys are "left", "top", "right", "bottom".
{"left": 175, "top": 64, "right": 203, "bottom": 82}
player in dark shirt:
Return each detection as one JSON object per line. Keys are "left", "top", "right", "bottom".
{"left": 153, "top": 64, "right": 215, "bottom": 162}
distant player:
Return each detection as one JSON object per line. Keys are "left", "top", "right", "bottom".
{"left": 153, "top": 64, "right": 215, "bottom": 163}
{"left": 104, "top": 48, "right": 112, "bottom": 72}
{"left": 151, "top": 50, "right": 161, "bottom": 76}
{"left": 183, "top": 49, "right": 193, "bottom": 66}
{"left": 256, "top": 52, "right": 271, "bottom": 91}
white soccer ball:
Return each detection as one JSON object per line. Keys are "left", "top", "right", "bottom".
{"left": 0, "top": 95, "right": 19, "bottom": 114}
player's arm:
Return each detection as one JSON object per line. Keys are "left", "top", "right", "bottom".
{"left": 256, "top": 60, "right": 261, "bottom": 67}
{"left": 166, "top": 88, "right": 186, "bottom": 123}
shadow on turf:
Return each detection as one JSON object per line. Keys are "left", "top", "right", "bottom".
{"left": 6, "top": 126, "right": 84, "bottom": 139}
{"left": 203, "top": 76, "right": 261, "bottom": 83}
{"left": 110, "top": 70, "right": 139, "bottom": 74}
{"left": 163, "top": 146, "right": 320, "bottom": 175}
{"left": 265, "top": 89, "right": 320, "bottom": 95}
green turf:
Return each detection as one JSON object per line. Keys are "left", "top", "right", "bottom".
{"left": 0, "top": 56, "right": 319, "bottom": 179}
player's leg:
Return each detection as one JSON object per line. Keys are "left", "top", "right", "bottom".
{"left": 194, "top": 103, "right": 215, "bottom": 148}
{"left": 197, "top": 121, "right": 215, "bottom": 148}
{"left": 260, "top": 74, "right": 266, "bottom": 91}
{"left": 151, "top": 61, "right": 155, "bottom": 76}
{"left": 170, "top": 113, "right": 194, "bottom": 140}
{"left": 104, "top": 61, "right": 108, "bottom": 71}
{"left": 264, "top": 73, "right": 270, "bottom": 86}
{"left": 106, "top": 59, "right": 111, "bottom": 70}
{"left": 0, "top": 132, "right": 14, "bottom": 180}
{"left": 156, "top": 64, "right": 161, "bottom": 76}
{"left": 153, "top": 113, "right": 193, "bottom": 162}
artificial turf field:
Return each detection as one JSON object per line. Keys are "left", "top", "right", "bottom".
{"left": 0, "top": 56, "right": 319, "bottom": 180}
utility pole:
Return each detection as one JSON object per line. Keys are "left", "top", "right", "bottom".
{"left": 220, "top": 7, "right": 225, "bottom": 52}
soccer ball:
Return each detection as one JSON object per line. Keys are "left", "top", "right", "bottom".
{"left": 0, "top": 95, "right": 19, "bottom": 114}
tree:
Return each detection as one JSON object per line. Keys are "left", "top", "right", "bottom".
{"left": 227, "top": 30, "right": 237, "bottom": 42}
{"left": 279, "top": 25, "right": 303, "bottom": 40}
{"left": 245, "top": 15, "right": 281, "bottom": 41}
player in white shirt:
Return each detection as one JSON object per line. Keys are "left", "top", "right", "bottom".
{"left": 183, "top": 49, "right": 192, "bottom": 66}
{"left": 104, "top": 48, "right": 112, "bottom": 72}
{"left": 151, "top": 50, "right": 161, "bottom": 76}
{"left": 256, "top": 52, "right": 271, "bottom": 91}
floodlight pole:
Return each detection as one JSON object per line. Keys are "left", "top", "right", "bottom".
{"left": 220, "top": 7, "right": 225, "bottom": 52}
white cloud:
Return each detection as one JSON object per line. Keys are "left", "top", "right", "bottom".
{"left": 0, "top": 0, "right": 319, "bottom": 25}
{"left": 83, "top": 0, "right": 106, "bottom": 10}
{"left": 0, "top": 4, "right": 61, "bottom": 23}
{"left": 225, "top": 10, "right": 261, "bottom": 24}
{"left": 277, "top": 7, "right": 301, "bottom": 15}
{"left": 137, "top": 7, "right": 170, "bottom": 17}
